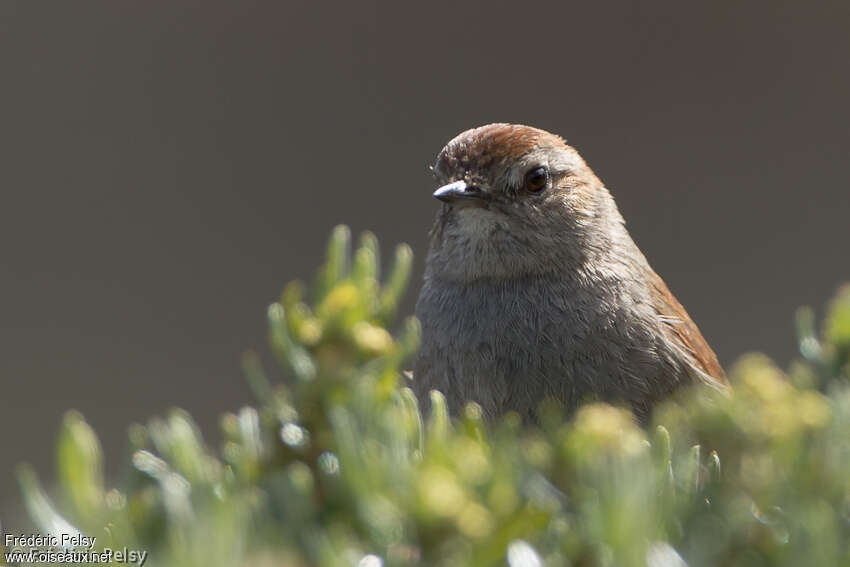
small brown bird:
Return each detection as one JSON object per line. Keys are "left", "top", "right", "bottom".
{"left": 413, "top": 124, "right": 727, "bottom": 421}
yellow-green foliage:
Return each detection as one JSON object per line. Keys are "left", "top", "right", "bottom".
{"left": 13, "top": 228, "right": 850, "bottom": 566}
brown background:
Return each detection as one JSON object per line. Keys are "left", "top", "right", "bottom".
{"left": 1, "top": 1, "right": 848, "bottom": 526}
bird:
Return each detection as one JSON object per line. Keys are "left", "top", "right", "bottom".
{"left": 412, "top": 123, "right": 727, "bottom": 422}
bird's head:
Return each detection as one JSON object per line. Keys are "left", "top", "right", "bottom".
{"left": 427, "top": 123, "right": 624, "bottom": 282}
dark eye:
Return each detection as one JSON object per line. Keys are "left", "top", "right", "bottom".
{"left": 524, "top": 166, "right": 548, "bottom": 193}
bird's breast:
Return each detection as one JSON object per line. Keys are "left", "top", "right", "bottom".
{"left": 412, "top": 273, "right": 686, "bottom": 420}
{"left": 414, "top": 277, "right": 599, "bottom": 417}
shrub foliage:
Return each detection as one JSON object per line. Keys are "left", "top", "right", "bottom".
{"left": 12, "top": 227, "right": 850, "bottom": 566}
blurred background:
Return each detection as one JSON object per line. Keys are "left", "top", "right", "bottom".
{"left": 1, "top": 1, "right": 848, "bottom": 527}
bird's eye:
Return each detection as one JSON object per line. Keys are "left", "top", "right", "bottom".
{"left": 524, "top": 167, "right": 548, "bottom": 193}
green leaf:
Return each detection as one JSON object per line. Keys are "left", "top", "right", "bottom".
{"left": 314, "top": 224, "right": 351, "bottom": 304}
{"left": 352, "top": 231, "right": 380, "bottom": 293}
{"left": 825, "top": 285, "right": 850, "bottom": 349}
{"left": 427, "top": 389, "right": 451, "bottom": 443}
{"left": 268, "top": 302, "right": 317, "bottom": 381}
{"left": 56, "top": 411, "right": 105, "bottom": 523}
{"left": 398, "top": 387, "right": 424, "bottom": 459}
{"left": 378, "top": 244, "right": 412, "bottom": 324}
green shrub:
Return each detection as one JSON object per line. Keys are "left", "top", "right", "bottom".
{"left": 11, "top": 227, "right": 850, "bottom": 566}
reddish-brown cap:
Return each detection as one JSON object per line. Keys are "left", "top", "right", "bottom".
{"left": 435, "top": 123, "right": 569, "bottom": 175}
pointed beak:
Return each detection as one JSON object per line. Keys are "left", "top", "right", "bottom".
{"left": 433, "top": 180, "right": 487, "bottom": 205}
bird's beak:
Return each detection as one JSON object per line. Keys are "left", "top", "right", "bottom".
{"left": 433, "top": 180, "right": 487, "bottom": 205}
